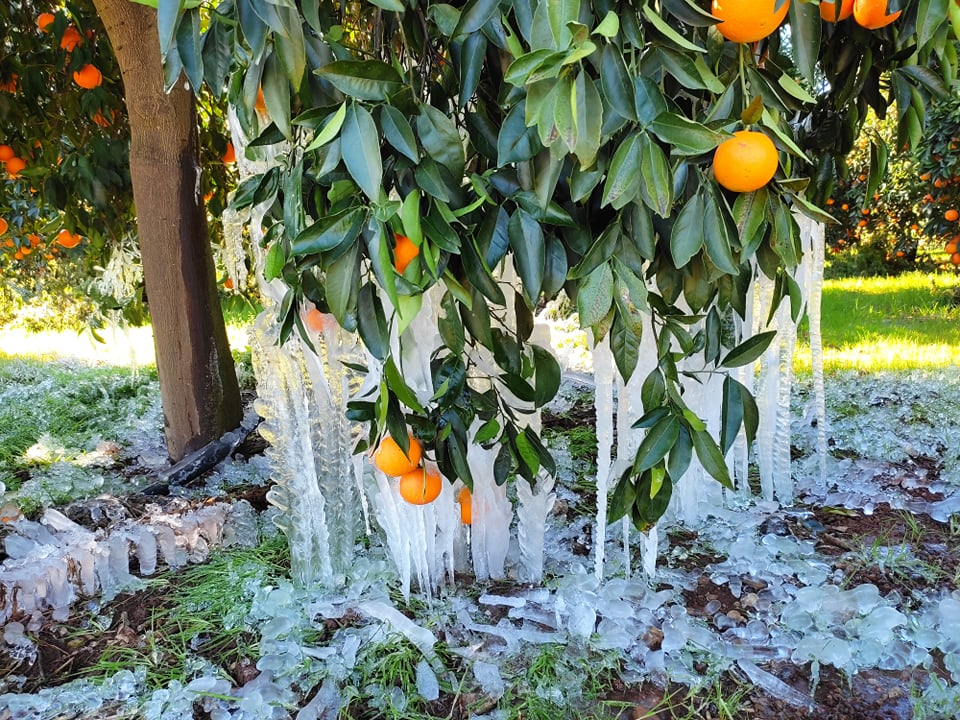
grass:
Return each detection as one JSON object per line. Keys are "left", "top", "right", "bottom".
{"left": 796, "top": 271, "right": 960, "bottom": 372}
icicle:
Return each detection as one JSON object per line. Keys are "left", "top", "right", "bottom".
{"left": 641, "top": 526, "right": 658, "bottom": 578}
{"left": 755, "top": 274, "right": 779, "bottom": 502}
{"left": 516, "top": 473, "right": 555, "bottom": 582}
{"left": 591, "top": 335, "right": 615, "bottom": 581}
{"left": 469, "top": 442, "right": 512, "bottom": 580}
{"left": 733, "top": 275, "right": 756, "bottom": 496}
{"left": 807, "top": 221, "right": 829, "bottom": 483}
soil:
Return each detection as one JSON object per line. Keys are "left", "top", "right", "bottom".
{"left": 1, "top": 418, "right": 958, "bottom": 719}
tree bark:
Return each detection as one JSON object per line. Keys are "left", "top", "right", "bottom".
{"left": 93, "top": 0, "right": 242, "bottom": 461}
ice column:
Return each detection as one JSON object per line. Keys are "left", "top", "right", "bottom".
{"left": 801, "top": 216, "right": 828, "bottom": 482}
{"left": 228, "top": 111, "right": 360, "bottom": 586}
{"left": 591, "top": 336, "right": 615, "bottom": 581}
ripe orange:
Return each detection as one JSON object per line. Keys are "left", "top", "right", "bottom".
{"left": 952, "top": 252, "right": 960, "bottom": 266}
{"left": 5, "top": 156, "right": 26, "bottom": 178}
{"left": 60, "top": 25, "right": 82, "bottom": 51}
{"left": 711, "top": 0, "right": 790, "bottom": 43}
{"left": 56, "top": 229, "right": 81, "bottom": 248}
{"left": 0, "top": 145, "right": 13, "bottom": 162}
{"left": 945, "top": 241, "right": 958, "bottom": 255}
{"left": 853, "top": 0, "right": 901, "bottom": 28}
{"left": 223, "top": 277, "right": 234, "bottom": 290}
{"left": 373, "top": 434, "right": 422, "bottom": 476}
{"left": 73, "top": 64, "right": 102, "bottom": 89}
{"left": 255, "top": 86, "right": 267, "bottom": 112}
{"left": 458, "top": 487, "right": 472, "bottom": 525}
{"left": 398, "top": 466, "right": 443, "bottom": 505}
{"left": 0, "top": 219, "right": 7, "bottom": 235}
{"left": 222, "top": 142, "right": 236, "bottom": 164}
{"left": 819, "top": 0, "right": 854, "bottom": 20}
{"left": 946, "top": 209, "right": 959, "bottom": 222}
{"left": 37, "top": 12, "right": 55, "bottom": 32}
{"left": 304, "top": 307, "right": 334, "bottom": 332}
{"left": 712, "top": 131, "right": 779, "bottom": 193}
{"left": 28, "top": 234, "right": 40, "bottom": 247}
{"left": 393, "top": 233, "right": 419, "bottom": 274}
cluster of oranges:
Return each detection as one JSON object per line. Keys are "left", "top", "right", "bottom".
{"left": 37, "top": 12, "right": 102, "bottom": 88}
{"left": 0, "top": 144, "right": 26, "bottom": 179}
{"left": 0, "top": 221, "right": 74, "bottom": 263}
{"left": 372, "top": 434, "right": 472, "bottom": 523}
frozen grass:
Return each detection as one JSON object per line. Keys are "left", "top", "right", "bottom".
{"left": 796, "top": 271, "right": 960, "bottom": 373}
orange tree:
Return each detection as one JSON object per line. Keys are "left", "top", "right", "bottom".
{"left": 164, "top": 0, "right": 952, "bottom": 527}
{"left": 915, "top": 94, "right": 960, "bottom": 267}
{"left": 0, "top": 0, "right": 243, "bottom": 461}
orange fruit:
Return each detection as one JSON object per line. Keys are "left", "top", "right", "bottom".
{"left": 920, "top": 172, "right": 931, "bottom": 181}
{"left": 853, "top": 0, "right": 901, "bottom": 28}
{"left": 826, "top": 198, "right": 835, "bottom": 205}
{"left": 28, "top": 234, "right": 40, "bottom": 247}
{"left": 711, "top": 0, "right": 790, "bottom": 43}
{"left": 13, "top": 250, "right": 22, "bottom": 260}
{"left": 373, "top": 434, "right": 422, "bottom": 476}
{"left": 0, "top": 76, "right": 16, "bottom": 93}
{"left": 304, "top": 307, "right": 334, "bottom": 332}
{"left": 398, "top": 466, "right": 443, "bottom": 505}
{"left": 255, "top": 86, "right": 267, "bottom": 112}
{"left": 93, "top": 109, "right": 114, "bottom": 127}
{"left": 56, "top": 229, "right": 81, "bottom": 248}
{"left": 5, "top": 156, "right": 26, "bottom": 178}
{"left": 223, "top": 277, "right": 234, "bottom": 290}
{"left": 0, "top": 218, "right": 7, "bottom": 235}
{"left": 222, "top": 142, "right": 236, "bottom": 164}
{"left": 819, "top": 0, "right": 854, "bottom": 20}
{"left": 37, "top": 12, "right": 55, "bottom": 32}
{"left": 952, "top": 252, "right": 960, "bottom": 266}
{"left": 458, "top": 487, "right": 472, "bottom": 525}
{"left": 944, "top": 242, "right": 957, "bottom": 255}
{"left": 60, "top": 25, "right": 82, "bottom": 51}
{"left": 712, "top": 131, "right": 779, "bottom": 193}
{"left": 0, "top": 146, "right": 13, "bottom": 162}
{"left": 73, "top": 64, "right": 102, "bottom": 89}
{"left": 946, "top": 209, "right": 959, "bottom": 222}
{"left": 393, "top": 233, "right": 419, "bottom": 274}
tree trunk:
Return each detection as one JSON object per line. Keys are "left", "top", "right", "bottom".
{"left": 93, "top": 0, "right": 242, "bottom": 461}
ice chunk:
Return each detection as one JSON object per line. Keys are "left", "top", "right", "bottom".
{"left": 297, "top": 678, "right": 342, "bottom": 720}
{"left": 736, "top": 659, "right": 814, "bottom": 710}
{"left": 416, "top": 659, "right": 440, "bottom": 701}
{"left": 357, "top": 600, "right": 437, "bottom": 660}
{"left": 473, "top": 661, "right": 505, "bottom": 700}
{"left": 479, "top": 594, "right": 526, "bottom": 609}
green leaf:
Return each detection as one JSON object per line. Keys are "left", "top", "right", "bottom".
{"left": 417, "top": 104, "right": 466, "bottom": 178}
{"left": 573, "top": 72, "right": 602, "bottom": 168}
{"left": 304, "top": 102, "right": 346, "bottom": 151}
{"left": 637, "top": 135, "right": 674, "bottom": 217}
{"left": 667, "top": 425, "right": 692, "bottom": 480}
{"left": 601, "top": 133, "right": 641, "bottom": 209}
{"left": 634, "top": 77, "right": 668, "bottom": 128}
{"left": 461, "top": 234, "right": 506, "bottom": 304}
{"left": 508, "top": 210, "right": 545, "bottom": 306}
{"left": 692, "top": 428, "right": 733, "bottom": 490}
{"left": 649, "top": 113, "right": 723, "bottom": 155}
{"left": 357, "top": 283, "right": 390, "bottom": 362}
{"left": 786, "top": 0, "right": 820, "bottom": 86}
{"left": 274, "top": 6, "right": 306, "bottom": 88}
{"left": 532, "top": 345, "right": 561, "bottom": 407}
{"left": 384, "top": 356, "right": 425, "bottom": 413}
{"left": 733, "top": 189, "right": 769, "bottom": 259}
{"left": 634, "top": 415, "right": 680, "bottom": 473}
{"left": 326, "top": 241, "right": 361, "bottom": 329}
{"left": 594, "top": 11, "right": 619, "bottom": 37}
{"left": 917, "top": 0, "right": 949, "bottom": 49}
{"left": 640, "top": 369, "right": 665, "bottom": 410}
{"left": 577, "top": 262, "right": 614, "bottom": 329}
{"left": 865, "top": 139, "right": 889, "bottom": 209}
{"left": 609, "top": 467, "right": 637, "bottom": 522}
{"left": 262, "top": 50, "right": 293, "bottom": 139}
{"left": 737, "top": 378, "right": 759, "bottom": 447}
{"left": 342, "top": 104, "right": 382, "bottom": 201}
{"left": 610, "top": 311, "right": 642, "bottom": 381}
{"left": 703, "top": 192, "right": 739, "bottom": 275}
{"left": 157, "top": 0, "right": 184, "bottom": 57}
{"left": 236, "top": 0, "right": 267, "bottom": 59}
{"left": 569, "top": 222, "right": 619, "bottom": 279}
{"left": 720, "top": 376, "right": 743, "bottom": 454}
{"left": 454, "top": 0, "right": 502, "bottom": 37}
{"left": 175, "top": 9, "right": 203, "bottom": 93}
{"left": 720, "top": 330, "right": 776, "bottom": 368}
{"left": 600, "top": 44, "right": 636, "bottom": 122}
{"left": 368, "top": 0, "right": 404, "bottom": 10}
{"left": 458, "top": 32, "right": 487, "bottom": 109}
{"left": 292, "top": 207, "right": 365, "bottom": 255}
{"left": 642, "top": 4, "right": 705, "bottom": 52}
{"left": 381, "top": 106, "right": 420, "bottom": 162}
{"left": 670, "top": 193, "right": 704, "bottom": 268}
{"left": 263, "top": 242, "right": 284, "bottom": 281}
{"left": 317, "top": 60, "right": 403, "bottom": 101}
{"left": 498, "top": 102, "right": 541, "bottom": 164}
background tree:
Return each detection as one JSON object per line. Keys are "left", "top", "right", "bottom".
{"left": 0, "top": 0, "right": 242, "bottom": 460}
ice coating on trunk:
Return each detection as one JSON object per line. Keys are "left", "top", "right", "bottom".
{"left": 469, "top": 442, "right": 512, "bottom": 580}
{"left": 516, "top": 474, "right": 555, "bottom": 582}
{"left": 803, "top": 216, "right": 828, "bottom": 483}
